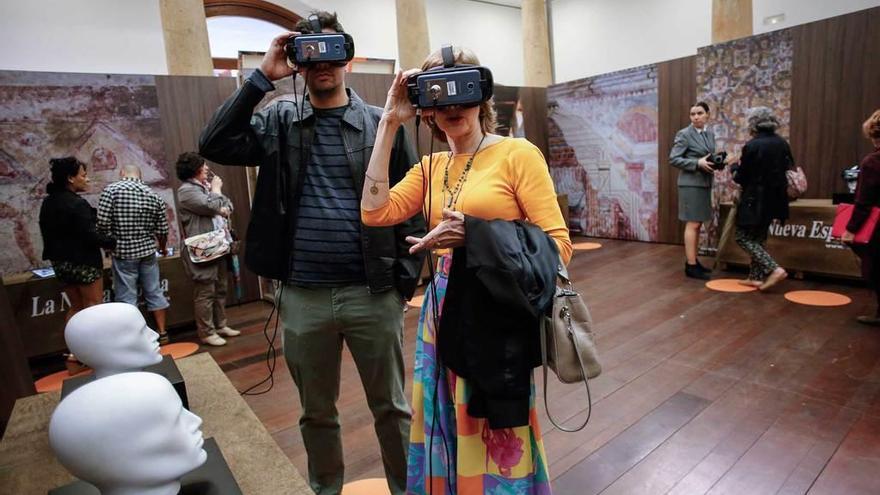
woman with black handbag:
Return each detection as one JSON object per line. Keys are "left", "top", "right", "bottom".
{"left": 733, "top": 107, "right": 791, "bottom": 290}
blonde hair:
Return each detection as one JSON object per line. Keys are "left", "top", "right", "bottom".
{"left": 420, "top": 46, "right": 497, "bottom": 142}
{"left": 863, "top": 109, "right": 880, "bottom": 140}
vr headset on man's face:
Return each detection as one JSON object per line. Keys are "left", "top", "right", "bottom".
{"left": 406, "top": 45, "right": 494, "bottom": 109}
{"left": 284, "top": 14, "right": 355, "bottom": 66}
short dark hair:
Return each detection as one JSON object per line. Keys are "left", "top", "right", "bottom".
{"left": 693, "top": 101, "right": 710, "bottom": 113}
{"left": 295, "top": 11, "right": 344, "bottom": 34}
{"left": 176, "top": 152, "right": 205, "bottom": 181}
{"left": 47, "top": 156, "right": 85, "bottom": 195}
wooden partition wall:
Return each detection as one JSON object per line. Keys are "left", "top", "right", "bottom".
{"left": 657, "top": 56, "right": 697, "bottom": 245}
{"left": 789, "top": 7, "right": 880, "bottom": 197}
{"left": 651, "top": 6, "right": 879, "bottom": 245}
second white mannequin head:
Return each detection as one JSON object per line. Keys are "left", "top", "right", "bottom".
{"left": 65, "top": 302, "right": 162, "bottom": 378}
{"left": 49, "top": 372, "right": 207, "bottom": 495}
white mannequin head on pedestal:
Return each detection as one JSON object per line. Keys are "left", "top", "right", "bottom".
{"left": 48, "top": 372, "right": 207, "bottom": 495}
{"left": 65, "top": 302, "right": 162, "bottom": 378}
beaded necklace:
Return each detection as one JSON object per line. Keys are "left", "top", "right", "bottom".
{"left": 442, "top": 134, "right": 486, "bottom": 210}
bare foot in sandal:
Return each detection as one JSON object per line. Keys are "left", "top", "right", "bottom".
{"left": 759, "top": 267, "right": 787, "bottom": 291}
{"left": 738, "top": 279, "right": 762, "bottom": 287}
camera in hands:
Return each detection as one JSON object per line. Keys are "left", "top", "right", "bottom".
{"left": 406, "top": 45, "right": 494, "bottom": 109}
{"left": 708, "top": 151, "right": 728, "bottom": 170}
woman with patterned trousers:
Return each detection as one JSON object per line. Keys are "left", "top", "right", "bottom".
{"left": 733, "top": 107, "right": 790, "bottom": 290}
{"left": 362, "top": 47, "right": 571, "bottom": 494}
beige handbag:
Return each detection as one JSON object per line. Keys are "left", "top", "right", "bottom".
{"left": 539, "top": 260, "right": 600, "bottom": 432}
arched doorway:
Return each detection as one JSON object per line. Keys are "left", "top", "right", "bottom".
{"left": 203, "top": 0, "right": 302, "bottom": 71}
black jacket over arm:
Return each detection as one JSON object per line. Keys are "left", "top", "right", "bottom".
{"left": 198, "top": 73, "right": 426, "bottom": 297}
{"left": 439, "top": 216, "right": 558, "bottom": 429}
{"left": 39, "top": 190, "right": 115, "bottom": 269}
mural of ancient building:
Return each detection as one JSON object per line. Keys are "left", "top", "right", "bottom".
{"left": 547, "top": 65, "right": 659, "bottom": 241}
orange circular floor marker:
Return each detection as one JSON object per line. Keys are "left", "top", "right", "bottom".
{"left": 34, "top": 368, "right": 93, "bottom": 393}
{"left": 407, "top": 294, "right": 425, "bottom": 308}
{"left": 784, "top": 290, "right": 852, "bottom": 307}
{"left": 342, "top": 478, "right": 390, "bottom": 495}
{"left": 573, "top": 241, "right": 602, "bottom": 251}
{"left": 705, "top": 279, "right": 759, "bottom": 293}
{"left": 160, "top": 342, "right": 200, "bottom": 359}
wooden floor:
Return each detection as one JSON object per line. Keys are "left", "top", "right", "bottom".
{"left": 201, "top": 239, "right": 880, "bottom": 494}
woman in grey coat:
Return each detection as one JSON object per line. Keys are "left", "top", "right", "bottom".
{"left": 669, "top": 101, "right": 727, "bottom": 280}
{"left": 176, "top": 152, "right": 240, "bottom": 347}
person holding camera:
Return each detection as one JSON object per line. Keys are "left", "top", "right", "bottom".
{"left": 732, "top": 107, "right": 790, "bottom": 290}
{"left": 199, "top": 11, "right": 425, "bottom": 495}
{"left": 175, "top": 152, "right": 239, "bottom": 347}
{"left": 362, "top": 46, "right": 570, "bottom": 494}
{"left": 670, "top": 101, "right": 727, "bottom": 280}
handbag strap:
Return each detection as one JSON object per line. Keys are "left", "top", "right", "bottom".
{"left": 540, "top": 297, "right": 593, "bottom": 433}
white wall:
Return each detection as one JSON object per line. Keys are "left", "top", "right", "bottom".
{"left": 550, "top": 0, "right": 880, "bottom": 84}
{"left": 425, "top": 0, "right": 524, "bottom": 86}
{"left": 0, "top": 0, "right": 167, "bottom": 75}
{"left": 272, "top": 0, "right": 401, "bottom": 65}
{"left": 279, "top": 0, "right": 525, "bottom": 86}
{"left": 550, "top": 0, "right": 712, "bottom": 83}
{"left": 753, "top": 0, "right": 880, "bottom": 34}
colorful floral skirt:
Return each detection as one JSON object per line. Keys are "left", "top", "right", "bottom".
{"left": 407, "top": 255, "right": 552, "bottom": 495}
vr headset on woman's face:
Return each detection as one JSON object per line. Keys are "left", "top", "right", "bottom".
{"left": 406, "top": 45, "right": 494, "bottom": 109}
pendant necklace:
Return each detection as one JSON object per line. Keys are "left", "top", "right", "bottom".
{"left": 443, "top": 134, "right": 486, "bottom": 210}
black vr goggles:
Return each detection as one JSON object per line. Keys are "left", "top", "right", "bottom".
{"left": 285, "top": 15, "right": 355, "bottom": 66}
{"left": 406, "top": 45, "right": 494, "bottom": 108}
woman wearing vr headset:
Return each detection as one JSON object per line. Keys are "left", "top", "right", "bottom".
{"left": 362, "top": 46, "right": 570, "bottom": 494}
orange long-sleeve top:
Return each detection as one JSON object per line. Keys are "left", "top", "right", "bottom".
{"left": 362, "top": 137, "right": 572, "bottom": 264}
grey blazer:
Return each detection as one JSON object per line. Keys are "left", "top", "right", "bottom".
{"left": 669, "top": 124, "right": 716, "bottom": 188}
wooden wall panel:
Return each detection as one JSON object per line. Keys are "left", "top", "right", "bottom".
{"left": 0, "top": 283, "right": 35, "bottom": 434}
{"left": 154, "top": 76, "right": 261, "bottom": 305}
{"left": 657, "top": 56, "right": 696, "bottom": 245}
{"left": 519, "top": 86, "right": 550, "bottom": 159}
{"left": 789, "top": 6, "right": 880, "bottom": 199}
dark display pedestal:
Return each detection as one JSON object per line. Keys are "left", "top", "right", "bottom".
{"left": 48, "top": 437, "right": 241, "bottom": 495}
{"left": 61, "top": 355, "right": 188, "bottom": 409}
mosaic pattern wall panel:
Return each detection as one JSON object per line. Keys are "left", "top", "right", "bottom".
{"left": 547, "top": 66, "right": 659, "bottom": 241}
{"left": 696, "top": 30, "right": 793, "bottom": 244}
{"left": 0, "top": 72, "right": 179, "bottom": 275}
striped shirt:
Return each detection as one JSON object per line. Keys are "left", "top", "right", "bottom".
{"left": 290, "top": 106, "right": 366, "bottom": 286}
{"left": 97, "top": 177, "right": 169, "bottom": 260}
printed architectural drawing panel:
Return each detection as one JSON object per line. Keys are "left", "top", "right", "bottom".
{"left": 0, "top": 72, "right": 179, "bottom": 276}
{"left": 547, "top": 66, "right": 660, "bottom": 241}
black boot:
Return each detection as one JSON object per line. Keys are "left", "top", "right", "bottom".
{"left": 685, "top": 263, "right": 710, "bottom": 280}
{"left": 696, "top": 261, "right": 712, "bottom": 273}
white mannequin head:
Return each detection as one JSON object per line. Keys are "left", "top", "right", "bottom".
{"left": 49, "top": 372, "right": 207, "bottom": 495}
{"left": 65, "top": 302, "right": 162, "bottom": 378}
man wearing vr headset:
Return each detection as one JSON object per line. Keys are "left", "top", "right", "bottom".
{"left": 199, "top": 11, "right": 424, "bottom": 495}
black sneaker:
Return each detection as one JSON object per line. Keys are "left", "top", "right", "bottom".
{"left": 685, "top": 263, "right": 710, "bottom": 280}
{"left": 696, "top": 261, "right": 712, "bottom": 273}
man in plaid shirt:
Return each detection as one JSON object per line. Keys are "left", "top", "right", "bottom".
{"left": 97, "top": 165, "right": 171, "bottom": 342}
